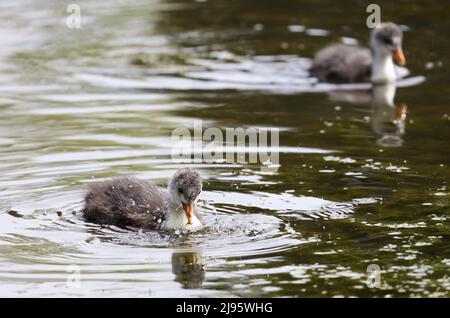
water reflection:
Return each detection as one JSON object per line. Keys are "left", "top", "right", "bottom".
{"left": 329, "top": 83, "right": 407, "bottom": 147}
{"left": 171, "top": 249, "right": 205, "bottom": 289}
{"left": 371, "top": 84, "right": 407, "bottom": 147}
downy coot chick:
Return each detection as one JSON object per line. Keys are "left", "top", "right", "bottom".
{"left": 310, "top": 22, "right": 406, "bottom": 84}
{"left": 82, "top": 168, "right": 203, "bottom": 231}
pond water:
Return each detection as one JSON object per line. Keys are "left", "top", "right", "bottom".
{"left": 0, "top": 0, "right": 449, "bottom": 297}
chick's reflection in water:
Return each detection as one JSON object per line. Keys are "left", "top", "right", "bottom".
{"left": 371, "top": 84, "right": 407, "bottom": 147}
{"left": 328, "top": 83, "right": 407, "bottom": 147}
{"left": 171, "top": 250, "right": 205, "bottom": 289}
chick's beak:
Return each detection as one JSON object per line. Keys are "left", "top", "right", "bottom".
{"left": 393, "top": 48, "right": 406, "bottom": 66}
{"left": 182, "top": 202, "right": 194, "bottom": 225}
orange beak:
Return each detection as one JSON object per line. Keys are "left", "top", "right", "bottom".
{"left": 182, "top": 203, "right": 194, "bottom": 225}
{"left": 393, "top": 48, "right": 406, "bottom": 66}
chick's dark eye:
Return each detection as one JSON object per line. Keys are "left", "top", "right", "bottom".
{"left": 178, "top": 188, "right": 183, "bottom": 194}
{"left": 383, "top": 37, "right": 393, "bottom": 45}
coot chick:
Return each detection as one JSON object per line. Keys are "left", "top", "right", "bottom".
{"left": 310, "top": 23, "right": 406, "bottom": 84}
{"left": 82, "top": 168, "right": 203, "bottom": 230}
